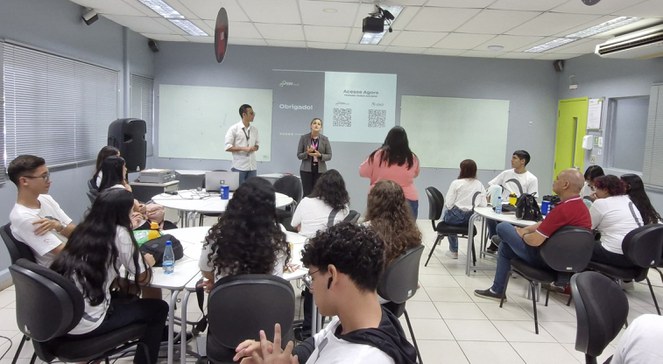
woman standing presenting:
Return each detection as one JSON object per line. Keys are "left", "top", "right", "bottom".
{"left": 297, "top": 118, "right": 332, "bottom": 197}
{"left": 359, "top": 126, "right": 420, "bottom": 218}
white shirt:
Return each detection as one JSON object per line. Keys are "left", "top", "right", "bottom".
{"left": 290, "top": 197, "right": 349, "bottom": 238}
{"left": 612, "top": 314, "right": 663, "bottom": 364}
{"left": 444, "top": 178, "right": 487, "bottom": 211}
{"left": 224, "top": 121, "right": 259, "bottom": 171}
{"left": 488, "top": 169, "right": 539, "bottom": 201}
{"left": 69, "top": 226, "right": 147, "bottom": 335}
{"left": 590, "top": 195, "right": 643, "bottom": 254}
{"left": 198, "top": 242, "right": 286, "bottom": 279}
{"left": 305, "top": 317, "right": 393, "bottom": 364}
{"left": 9, "top": 195, "right": 72, "bottom": 267}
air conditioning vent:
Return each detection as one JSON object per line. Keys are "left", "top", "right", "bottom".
{"left": 595, "top": 24, "right": 663, "bottom": 59}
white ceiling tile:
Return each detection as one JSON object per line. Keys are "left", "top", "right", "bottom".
{"left": 183, "top": 35, "right": 214, "bottom": 43}
{"left": 384, "top": 46, "right": 424, "bottom": 54}
{"left": 389, "top": 31, "right": 446, "bottom": 47}
{"left": 433, "top": 33, "right": 495, "bottom": 49}
{"left": 255, "top": 23, "right": 305, "bottom": 41}
{"left": 239, "top": 0, "right": 301, "bottom": 24}
{"left": 299, "top": 1, "right": 359, "bottom": 27}
{"left": 457, "top": 9, "right": 541, "bottom": 34}
{"left": 497, "top": 52, "right": 544, "bottom": 59}
{"left": 162, "top": 0, "right": 198, "bottom": 19}
{"left": 345, "top": 44, "right": 388, "bottom": 52}
{"left": 554, "top": 38, "right": 603, "bottom": 54}
{"left": 231, "top": 38, "right": 268, "bottom": 46}
{"left": 68, "top": 0, "right": 145, "bottom": 16}
{"left": 407, "top": 7, "right": 482, "bottom": 32}
{"left": 425, "top": 0, "right": 494, "bottom": 8}
{"left": 390, "top": 7, "right": 421, "bottom": 30}
{"left": 489, "top": 0, "right": 569, "bottom": 12}
{"left": 423, "top": 48, "right": 465, "bottom": 56}
{"left": 265, "top": 40, "right": 306, "bottom": 48}
{"left": 552, "top": 0, "right": 647, "bottom": 15}
{"left": 103, "top": 14, "right": 174, "bottom": 33}
{"left": 618, "top": 0, "right": 663, "bottom": 17}
{"left": 506, "top": 12, "right": 602, "bottom": 36}
{"left": 476, "top": 35, "right": 544, "bottom": 52}
{"left": 307, "top": 41, "right": 346, "bottom": 50}
{"left": 141, "top": 33, "right": 188, "bottom": 42}
{"left": 458, "top": 49, "right": 501, "bottom": 58}
{"left": 303, "top": 25, "right": 351, "bottom": 43}
{"left": 179, "top": 0, "right": 248, "bottom": 21}
{"left": 534, "top": 52, "right": 584, "bottom": 60}
{"left": 228, "top": 22, "right": 262, "bottom": 39}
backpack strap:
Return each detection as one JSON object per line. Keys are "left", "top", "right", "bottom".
{"left": 328, "top": 208, "right": 341, "bottom": 228}
{"left": 628, "top": 202, "right": 643, "bottom": 227}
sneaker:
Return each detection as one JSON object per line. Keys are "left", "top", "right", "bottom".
{"left": 490, "top": 235, "right": 502, "bottom": 246}
{"left": 474, "top": 288, "right": 506, "bottom": 302}
{"left": 543, "top": 282, "right": 565, "bottom": 293}
{"left": 445, "top": 251, "right": 458, "bottom": 259}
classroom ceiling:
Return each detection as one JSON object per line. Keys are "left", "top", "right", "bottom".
{"left": 67, "top": 0, "right": 663, "bottom": 60}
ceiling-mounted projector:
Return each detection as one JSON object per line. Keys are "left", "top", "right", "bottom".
{"left": 362, "top": 17, "right": 384, "bottom": 33}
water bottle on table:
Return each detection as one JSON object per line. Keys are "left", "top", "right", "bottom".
{"left": 495, "top": 196, "right": 503, "bottom": 214}
{"left": 162, "top": 240, "right": 175, "bottom": 274}
{"left": 220, "top": 180, "right": 230, "bottom": 200}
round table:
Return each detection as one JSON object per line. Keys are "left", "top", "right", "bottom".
{"left": 151, "top": 190, "right": 294, "bottom": 227}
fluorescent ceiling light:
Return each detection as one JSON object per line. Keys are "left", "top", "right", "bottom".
{"left": 137, "top": 0, "right": 208, "bottom": 36}
{"left": 525, "top": 16, "right": 640, "bottom": 53}
{"left": 359, "top": 5, "right": 403, "bottom": 45}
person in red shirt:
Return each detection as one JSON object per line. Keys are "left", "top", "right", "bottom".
{"left": 475, "top": 168, "right": 591, "bottom": 301}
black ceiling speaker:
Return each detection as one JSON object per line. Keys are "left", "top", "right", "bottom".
{"left": 581, "top": 0, "right": 601, "bottom": 5}
{"left": 214, "top": 7, "right": 229, "bottom": 63}
{"left": 553, "top": 60, "right": 564, "bottom": 72}
{"left": 82, "top": 9, "right": 99, "bottom": 25}
{"left": 362, "top": 6, "right": 394, "bottom": 33}
{"left": 148, "top": 39, "right": 159, "bottom": 53}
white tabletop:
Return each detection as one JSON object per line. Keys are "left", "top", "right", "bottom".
{"left": 175, "top": 169, "right": 208, "bottom": 176}
{"left": 473, "top": 206, "right": 537, "bottom": 227}
{"left": 151, "top": 190, "right": 294, "bottom": 214}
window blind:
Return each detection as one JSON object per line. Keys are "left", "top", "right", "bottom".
{"left": 2, "top": 42, "right": 118, "bottom": 170}
{"left": 643, "top": 84, "right": 663, "bottom": 188}
{"left": 130, "top": 74, "right": 154, "bottom": 156}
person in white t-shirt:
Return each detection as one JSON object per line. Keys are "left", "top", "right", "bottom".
{"left": 443, "top": 159, "right": 487, "bottom": 259}
{"left": 225, "top": 104, "right": 260, "bottom": 185}
{"left": 590, "top": 175, "right": 643, "bottom": 267}
{"left": 50, "top": 188, "right": 167, "bottom": 364}
{"left": 8, "top": 155, "right": 76, "bottom": 267}
{"left": 291, "top": 169, "right": 350, "bottom": 238}
{"left": 233, "top": 223, "right": 417, "bottom": 364}
{"left": 611, "top": 314, "right": 663, "bottom": 364}
{"left": 486, "top": 150, "right": 538, "bottom": 251}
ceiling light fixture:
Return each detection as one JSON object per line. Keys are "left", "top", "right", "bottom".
{"left": 137, "top": 0, "right": 208, "bottom": 36}
{"left": 487, "top": 44, "right": 504, "bottom": 51}
{"left": 525, "top": 16, "right": 640, "bottom": 53}
{"left": 359, "top": 5, "right": 403, "bottom": 45}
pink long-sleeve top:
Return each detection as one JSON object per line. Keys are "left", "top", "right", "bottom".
{"left": 359, "top": 149, "right": 420, "bottom": 201}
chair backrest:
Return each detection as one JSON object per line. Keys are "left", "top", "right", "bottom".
{"left": 273, "top": 175, "right": 303, "bottom": 204}
{"left": 9, "top": 258, "right": 85, "bottom": 342}
{"left": 540, "top": 226, "right": 594, "bottom": 272}
{"left": 377, "top": 245, "right": 425, "bottom": 305}
{"left": 343, "top": 210, "right": 360, "bottom": 224}
{"left": 622, "top": 224, "right": 663, "bottom": 268}
{"left": 1, "top": 223, "right": 36, "bottom": 263}
{"left": 572, "top": 271, "right": 629, "bottom": 359}
{"left": 425, "top": 187, "right": 445, "bottom": 228}
{"left": 207, "top": 274, "right": 295, "bottom": 359}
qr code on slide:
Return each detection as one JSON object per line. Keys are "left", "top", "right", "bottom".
{"left": 333, "top": 107, "right": 352, "bottom": 127}
{"left": 368, "top": 109, "right": 386, "bottom": 128}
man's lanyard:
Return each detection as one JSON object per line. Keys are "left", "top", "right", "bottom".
{"left": 242, "top": 127, "right": 250, "bottom": 142}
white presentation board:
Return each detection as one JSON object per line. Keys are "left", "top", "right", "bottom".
{"left": 158, "top": 84, "right": 272, "bottom": 161}
{"left": 400, "top": 95, "right": 509, "bottom": 170}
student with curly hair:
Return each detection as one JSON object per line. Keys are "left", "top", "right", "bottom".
{"left": 234, "top": 223, "right": 417, "bottom": 364}
{"left": 590, "top": 175, "right": 643, "bottom": 267}
{"left": 621, "top": 174, "right": 662, "bottom": 225}
{"left": 360, "top": 126, "right": 420, "bottom": 218}
{"left": 199, "top": 177, "right": 291, "bottom": 285}
{"left": 365, "top": 180, "right": 421, "bottom": 266}
{"left": 50, "top": 188, "right": 167, "bottom": 364}
{"left": 291, "top": 169, "right": 349, "bottom": 238}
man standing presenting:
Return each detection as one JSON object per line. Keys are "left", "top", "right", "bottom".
{"left": 8, "top": 155, "right": 76, "bottom": 267}
{"left": 474, "top": 168, "right": 591, "bottom": 301}
{"left": 225, "top": 104, "right": 259, "bottom": 185}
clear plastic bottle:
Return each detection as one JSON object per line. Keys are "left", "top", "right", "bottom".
{"left": 495, "top": 196, "right": 503, "bottom": 214}
{"left": 162, "top": 240, "right": 175, "bottom": 274}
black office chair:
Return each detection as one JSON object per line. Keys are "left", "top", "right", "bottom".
{"left": 500, "top": 226, "right": 594, "bottom": 334}
{"left": 423, "top": 187, "right": 478, "bottom": 267}
{"left": 378, "top": 245, "right": 425, "bottom": 364}
{"left": 1, "top": 223, "right": 36, "bottom": 364}
{"left": 274, "top": 175, "right": 303, "bottom": 232}
{"left": 343, "top": 210, "right": 360, "bottom": 224}
{"left": 205, "top": 274, "right": 296, "bottom": 363}
{"left": 9, "top": 258, "right": 149, "bottom": 363}
{"left": 587, "top": 224, "right": 663, "bottom": 315}
{"left": 572, "top": 271, "right": 629, "bottom": 364}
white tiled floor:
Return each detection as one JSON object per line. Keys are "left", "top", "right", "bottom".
{"left": 1, "top": 220, "right": 661, "bottom": 363}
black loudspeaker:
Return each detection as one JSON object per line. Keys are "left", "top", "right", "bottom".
{"left": 553, "top": 60, "right": 565, "bottom": 72}
{"left": 108, "top": 118, "right": 146, "bottom": 172}
{"left": 148, "top": 39, "right": 159, "bottom": 53}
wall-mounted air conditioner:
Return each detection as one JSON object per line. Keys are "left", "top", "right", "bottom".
{"left": 595, "top": 24, "right": 663, "bottom": 59}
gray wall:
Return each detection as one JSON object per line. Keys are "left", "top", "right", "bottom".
{"left": 151, "top": 42, "right": 560, "bottom": 216}
{"left": 557, "top": 54, "right": 663, "bottom": 208}
{"left": 0, "top": 0, "right": 155, "bottom": 285}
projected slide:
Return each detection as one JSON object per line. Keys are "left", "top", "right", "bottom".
{"left": 158, "top": 84, "right": 272, "bottom": 161}
{"left": 323, "top": 72, "right": 397, "bottom": 143}
{"left": 401, "top": 95, "right": 509, "bottom": 170}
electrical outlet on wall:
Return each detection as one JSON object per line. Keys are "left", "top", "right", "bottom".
{"left": 597, "top": 136, "right": 603, "bottom": 148}
{"left": 597, "top": 148, "right": 602, "bottom": 156}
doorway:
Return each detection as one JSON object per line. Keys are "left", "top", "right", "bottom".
{"left": 554, "top": 97, "right": 588, "bottom": 180}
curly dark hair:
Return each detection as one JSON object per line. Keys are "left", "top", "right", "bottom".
{"left": 302, "top": 223, "right": 385, "bottom": 292}
{"left": 365, "top": 180, "right": 422, "bottom": 265}
{"left": 97, "top": 156, "right": 126, "bottom": 191}
{"left": 51, "top": 188, "right": 149, "bottom": 306}
{"left": 308, "top": 169, "right": 350, "bottom": 210}
{"left": 593, "top": 175, "right": 626, "bottom": 196}
{"left": 205, "top": 177, "right": 290, "bottom": 276}
{"left": 621, "top": 174, "right": 662, "bottom": 225}
{"left": 368, "top": 126, "right": 417, "bottom": 170}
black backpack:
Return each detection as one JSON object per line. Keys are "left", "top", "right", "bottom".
{"left": 516, "top": 192, "right": 543, "bottom": 221}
